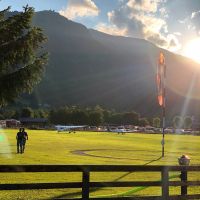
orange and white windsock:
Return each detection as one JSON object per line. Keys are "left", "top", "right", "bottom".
{"left": 156, "top": 52, "right": 166, "bottom": 107}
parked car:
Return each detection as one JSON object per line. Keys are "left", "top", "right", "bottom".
{"left": 182, "top": 129, "right": 192, "bottom": 134}
{"left": 164, "top": 128, "right": 174, "bottom": 133}
{"left": 145, "top": 126, "right": 155, "bottom": 133}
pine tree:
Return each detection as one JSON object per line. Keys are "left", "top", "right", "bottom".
{"left": 0, "top": 5, "right": 48, "bottom": 106}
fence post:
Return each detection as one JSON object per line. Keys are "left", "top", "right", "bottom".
{"left": 161, "top": 167, "right": 169, "bottom": 200}
{"left": 82, "top": 167, "right": 90, "bottom": 200}
{"left": 181, "top": 166, "right": 188, "bottom": 196}
{"left": 178, "top": 155, "right": 190, "bottom": 196}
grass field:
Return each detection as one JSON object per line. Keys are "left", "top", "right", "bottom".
{"left": 0, "top": 129, "right": 200, "bottom": 199}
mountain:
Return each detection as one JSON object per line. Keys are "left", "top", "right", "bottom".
{"left": 19, "top": 11, "right": 200, "bottom": 119}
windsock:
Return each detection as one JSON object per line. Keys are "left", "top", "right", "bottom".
{"left": 156, "top": 52, "right": 166, "bottom": 107}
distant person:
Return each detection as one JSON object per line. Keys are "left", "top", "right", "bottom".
{"left": 16, "top": 128, "right": 24, "bottom": 154}
{"left": 21, "top": 128, "right": 28, "bottom": 153}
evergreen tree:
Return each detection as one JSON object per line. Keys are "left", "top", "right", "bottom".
{"left": 0, "top": 6, "right": 47, "bottom": 106}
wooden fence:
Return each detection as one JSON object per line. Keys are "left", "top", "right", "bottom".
{"left": 0, "top": 165, "right": 200, "bottom": 200}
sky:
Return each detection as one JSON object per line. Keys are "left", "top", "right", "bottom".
{"left": 1, "top": 0, "right": 200, "bottom": 62}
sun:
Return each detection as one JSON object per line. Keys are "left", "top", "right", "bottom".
{"left": 183, "top": 38, "right": 200, "bottom": 64}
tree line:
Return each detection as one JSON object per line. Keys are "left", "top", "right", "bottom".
{"left": 0, "top": 106, "right": 194, "bottom": 128}
{"left": 48, "top": 106, "right": 151, "bottom": 126}
{"left": 0, "top": 106, "right": 150, "bottom": 126}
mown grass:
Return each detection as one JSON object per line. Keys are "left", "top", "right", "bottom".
{"left": 0, "top": 129, "right": 200, "bottom": 199}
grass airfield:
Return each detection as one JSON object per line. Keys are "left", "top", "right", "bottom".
{"left": 0, "top": 129, "right": 200, "bottom": 199}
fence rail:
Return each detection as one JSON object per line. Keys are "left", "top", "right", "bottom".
{"left": 0, "top": 165, "right": 200, "bottom": 200}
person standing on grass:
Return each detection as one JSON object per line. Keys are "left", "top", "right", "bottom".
{"left": 16, "top": 128, "right": 24, "bottom": 154}
{"left": 21, "top": 128, "right": 28, "bottom": 153}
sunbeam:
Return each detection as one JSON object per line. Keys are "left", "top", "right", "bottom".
{"left": 167, "top": 72, "right": 197, "bottom": 160}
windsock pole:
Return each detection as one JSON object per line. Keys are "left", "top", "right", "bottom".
{"left": 162, "top": 88, "right": 166, "bottom": 157}
{"left": 157, "top": 52, "right": 166, "bottom": 157}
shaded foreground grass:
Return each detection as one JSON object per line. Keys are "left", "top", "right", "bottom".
{"left": 0, "top": 129, "right": 200, "bottom": 199}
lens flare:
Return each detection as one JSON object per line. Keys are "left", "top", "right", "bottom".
{"left": 0, "top": 134, "right": 4, "bottom": 142}
{"left": 0, "top": 129, "right": 12, "bottom": 158}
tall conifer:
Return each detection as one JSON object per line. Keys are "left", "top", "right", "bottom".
{"left": 0, "top": 5, "right": 48, "bottom": 106}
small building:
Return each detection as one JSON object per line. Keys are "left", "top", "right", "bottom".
{"left": 0, "top": 120, "right": 6, "bottom": 128}
{"left": 19, "top": 118, "right": 48, "bottom": 129}
{"left": 6, "top": 119, "right": 21, "bottom": 128}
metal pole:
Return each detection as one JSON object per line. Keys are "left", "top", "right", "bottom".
{"left": 162, "top": 64, "right": 166, "bottom": 158}
{"left": 162, "top": 106, "right": 165, "bottom": 157}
